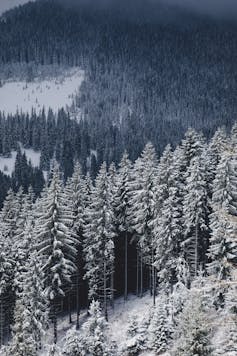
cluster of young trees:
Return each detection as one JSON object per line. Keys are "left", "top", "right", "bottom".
{"left": 0, "top": 124, "right": 236, "bottom": 354}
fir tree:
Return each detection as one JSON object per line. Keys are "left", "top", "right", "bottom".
{"left": 183, "top": 155, "right": 210, "bottom": 277}
{"left": 172, "top": 293, "right": 212, "bottom": 356}
{"left": 114, "top": 151, "right": 133, "bottom": 301}
{"left": 82, "top": 300, "right": 108, "bottom": 356}
{"left": 35, "top": 164, "right": 77, "bottom": 343}
{"left": 83, "top": 163, "right": 115, "bottom": 320}
{"left": 148, "top": 298, "right": 172, "bottom": 354}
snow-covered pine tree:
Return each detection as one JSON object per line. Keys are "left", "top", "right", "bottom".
{"left": 208, "top": 150, "right": 237, "bottom": 281}
{"left": 154, "top": 145, "right": 184, "bottom": 292}
{"left": 205, "top": 127, "right": 227, "bottom": 197}
{"left": 215, "top": 284, "right": 237, "bottom": 355}
{"left": 23, "top": 250, "right": 49, "bottom": 350}
{"left": 0, "top": 188, "right": 24, "bottom": 341}
{"left": 7, "top": 250, "right": 48, "bottom": 355}
{"left": 172, "top": 292, "right": 212, "bottom": 356}
{"left": 183, "top": 154, "right": 210, "bottom": 277}
{"left": 180, "top": 128, "right": 205, "bottom": 169}
{"left": 65, "top": 162, "right": 85, "bottom": 325}
{"left": 148, "top": 297, "right": 172, "bottom": 354}
{"left": 13, "top": 189, "right": 35, "bottom": 295}
{"left": 82, "top": 300, "right": 108, "bottom": 356}
{"left": 35, "top": 164, "right": 77, "bottom": 343}
{"left": 0, "top": 232, "right": 14, "bottom": 347}
{"left": 83, "top": 163, "right": 115, "bottom": 320}
{"left": 114, "top": 151, "right": 133, "bottom": 301}
{"left": 62, "top": 329, "right": 84, "bottom": 356}
{"left": 47, "top": 343, "right": 62, "bottom": 356}
{"left": 129, "top": 143, "right": 157, "bottom": 299}
{"left": 108, "top": 162, "right": 117, "bottom": 308}
{"left": 6, "top": 298, "right": 37, "bottom": 356}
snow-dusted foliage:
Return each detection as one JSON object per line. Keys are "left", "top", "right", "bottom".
{"left": 0, "top": 123, "right": 237, "bottom": 354}
{"left": 172, "top": 292, "right": 212, "bottom": 356}
{"left": 82, "top": 300, "right": 109, "bottom": 355}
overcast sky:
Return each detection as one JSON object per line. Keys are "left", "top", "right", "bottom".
{"left": 1, "top": 0, "right": 237, "bottom": 19}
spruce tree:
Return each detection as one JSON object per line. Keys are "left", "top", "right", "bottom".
{"left": 114, "top": 151, "right": 133, "bottom": 301}
{"left": 183, "top": 155, "right": 210, "bottom": 277}
{"left": 129, "top": 143, "right": 157, "bottom": 299}
{"left": 35, "top": 164, "right": 77, "bottom": 343}
{"left": 83, "top": 163, "right": 115, "bottom": 320}
{"left": 82, "top": 300, "right": 108, "bottom": 356}
{"left": 172, "top": 293, "right": 212, "bottom": 356}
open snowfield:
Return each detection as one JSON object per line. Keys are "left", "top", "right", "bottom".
{"left": 0, "top": 68, "right": 84, "bottom": 115}
{"left": 0, "top": 144, "right": 40, "bottom": 176}
{"left": 0, "top": 0, "right": 33, "bottom": 15}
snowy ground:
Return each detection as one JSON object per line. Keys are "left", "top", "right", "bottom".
{"left": 0, "top": 68, "right": 84, "bottom": 116}
{"left": 0, "top": 144, "right": 40, "bottom": 176}
{"left": 0, "top": 0, "right": 33, "bottom": 15}
{"left": 39, "top": 293, "right": 157, "bottom": 355}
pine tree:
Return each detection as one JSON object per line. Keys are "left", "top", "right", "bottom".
{"left": 65, "top": 162, "right": 84, "bottom": 325}
{"left": 129, "top": 143, "right": 157, "bottom": 299}
{"left": 6, "top": 298, "right": 37, "bottom": 356}
{"left": 172, "top": 293, "right": 212, "bottom": 356}
{"left": 183, "top": 155, "right": 210, "bottom": 277}
{"left": 6, "top": 250, "right": 48, "bottom": 355}
{"left": 83, "top": 163, "right": 115, "bottom": 320}
{"left": 208, "top": 150, "right": 237, "bottom": 280}
{"left": 114, "top": 151, "right": 133, "bottom": 301}
{"left": 154, "top": 146, "right": 184, "bottom": 292}
{"left": 62, "top": 330, "right": 85, "bottom": 356}
{"left": 82, "top": 300, "right": 108, "bottom": 356}
{"left": 35, "top": 164, "right": 77, "bottom": 343}
{"left": 148, "top": 298, "right": 172, "bottom": 354}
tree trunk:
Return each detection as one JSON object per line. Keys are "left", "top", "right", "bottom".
{"left": 0, "top": 298, "right": 3, "bottom": 348}
{"left": 68, "top": 290, "right": 72, "bottom": 324}
{"left": 110, "top": 268, "right": 114, "bottom": 309}
{"left": 150, "top": 265, "right": 152, "bottom": 296}
{"left": 124, "top": 232, "right": 128, "bottom": 301}
{"left": 136, "top": 249, "right": 139, "bottom": 297}
{"left": 53, "top": 304, "right": 57, "bottom": 344}
{"left": 140, "top": 251, "right": 143, "bottom": 298}
{"left": 152, "top": 248, "right": 156, "bottom": 306}
{"left": 104, "top": 261, "right": 108, "bottom": 321}
{"left": 195, "top": 223, "right": 199, "bottom": 277}
{"left": 76, "top": 273, "right": 80, "bottom": 330}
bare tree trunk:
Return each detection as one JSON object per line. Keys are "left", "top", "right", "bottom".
{"left": 136, "top": 249, "right": 139, "bottom": 296}
{"left": 68, "top": 290, "right": 72, "bottom": 324}
{"left": 0, "top": 298, "right": 3, "bottom": 348}
{"left": 150, "top": 265, "right": 152, "bottom": 296}
{"left": 76, "top": 273, "right": 80, "bottom": 330}
{"left": 195, "top": 223, "right": 199, "bottom": 277}
{"left": 110, "top": 269, "right": 114, "bottom": 309}
{"left": 140, "top": 251, "right": 143, "bottom": 298}
{"left": 124, "top": 232, "right": 128, "bottom": 301}
{"left": 104, "top": 261, "right": 108, "bottom": 321}
{"left": 152, "top": 248, "right": 156, "bottom": 306}
{"left": 53, "top": 304, "right": 57, "bottom": 344}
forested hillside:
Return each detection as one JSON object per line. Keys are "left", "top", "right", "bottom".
{"left": 0, "top": 1, "right": 237, "bottom": 355}
{"left": 0, "top": 124, "right": 237, "bottom": 355}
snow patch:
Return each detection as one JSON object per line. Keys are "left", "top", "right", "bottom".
{"left": 0, "top": 145, "right": 41, "bottom": 176}
{"left": 0, "top": 0, "right": 34, "bottom": 16}
{"left": 0, "top": 68, "right": 84, "bottom": 116}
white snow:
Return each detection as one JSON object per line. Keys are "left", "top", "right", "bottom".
{"left": 0, "top": 144, "right": 41, "bottom": 176}
{"left": 0, "top": 68, "right": 84, "bottom": 116}
{"left": 0, "top": 0, "right": 34, "bottom": 15}
{"left": 39, "top": 293, "right": 155, "bottom": 355}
